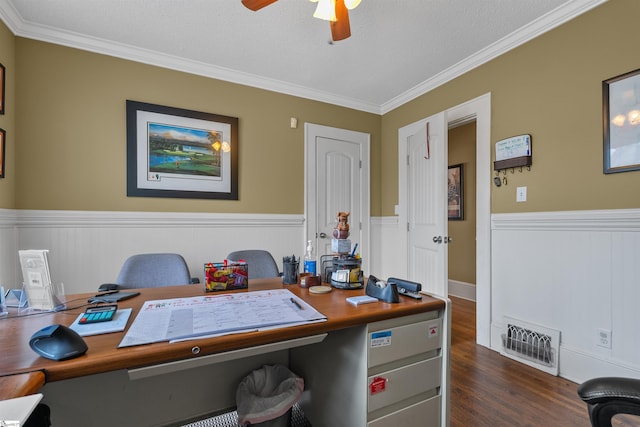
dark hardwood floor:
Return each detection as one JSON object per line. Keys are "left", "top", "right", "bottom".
{"left": 449, "top": 296, "right": 591, "bottom": 427}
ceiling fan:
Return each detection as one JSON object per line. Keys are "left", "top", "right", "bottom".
{"left": 241, "top": 0, "right": 361, "bottom": 42}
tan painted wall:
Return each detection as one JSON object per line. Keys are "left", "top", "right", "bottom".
{"left": 448, "top": 122, "right": 476, "bottom": 285}
{"left": 14, "top": 38, "right": 382, "bottom": 214}
{"left": 0, "top": 20, "right": 15, "bottom": 208}
{"left": 381, "top": 0, "right": 640, "bottom": 216}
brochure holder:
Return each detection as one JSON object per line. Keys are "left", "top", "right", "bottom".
{"left": 19, "top": 249, "right": 66, "bottom": 312}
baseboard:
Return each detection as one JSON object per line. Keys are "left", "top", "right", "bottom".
{"left": 448, "top": 280, "right": 475, "bottom": 301}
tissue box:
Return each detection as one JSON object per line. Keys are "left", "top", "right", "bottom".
{"left": 331, "top": 238, "right": 351, "bottom": 254}
{"left": 204, "top": 262, "right": 248, "bottom": 292}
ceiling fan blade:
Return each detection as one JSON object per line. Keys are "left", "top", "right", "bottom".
{"left": 330, "top": 0, "right": 351, "bottom": 41}
{"left": 241, "top": 0, "right": 278, "bottom": 11}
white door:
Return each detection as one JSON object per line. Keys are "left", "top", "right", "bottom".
{"left": 305, "top": 123, "right": 370, "bottom": 274}
{"left": 401, "top": 112, "right": 448, "bottom": 297}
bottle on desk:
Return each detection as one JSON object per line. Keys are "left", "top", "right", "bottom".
{"left": 304, "top": 240, "right": 316, "bottom": 276}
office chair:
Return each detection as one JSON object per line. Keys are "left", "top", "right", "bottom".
{"left": 116, "top": 253, "right": 193, "bottom": 288}
{"left": 226, "top": 249, "right": 280, "bottom": 279}
{"left": 577, "top": 377, "right": 640, "bottom": 427}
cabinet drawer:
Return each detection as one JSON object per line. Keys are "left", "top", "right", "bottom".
{"left": 367, "top": 356, "right": 441, "bottom": 412}
{"left": 368, "top": 395, "right": 441, "bottom": 427}
{"left": 368, "top": 319, "right": 442, "bottom": 368}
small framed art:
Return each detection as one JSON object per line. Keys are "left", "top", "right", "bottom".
{"left": 448, "top": 163, "right": 463, "bottom": 220}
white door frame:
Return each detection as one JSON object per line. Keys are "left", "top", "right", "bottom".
{"left": 398, "top": 93, "right": 491, "bottom": 347}
{"left": 304, "top": 123, "right": 371, "bottom": 273}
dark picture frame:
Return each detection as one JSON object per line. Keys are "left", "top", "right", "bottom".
{"left": 448, "top": 164, "right": 463, "bottom": 220}
{"left": 0, "top": 128, "right": 5, "bottom": 178}
{"left": 0, "top": 63, "right": 5, "bottom": 115}
{"left": 603, "top": 68, "right": 640, "bottom": 174}
{"left": 126, "top": 100, "right": 238, "bottom": 200}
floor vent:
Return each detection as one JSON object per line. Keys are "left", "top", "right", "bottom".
{"left": 500, "top": 316, "right": 560, "bottom": 376}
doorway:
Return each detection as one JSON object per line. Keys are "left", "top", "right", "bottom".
{"left": 398, "top": 93, "right": 491, "bottom": 347}
{"left": 304, "top": 123, "right": 371, "bottom": 274}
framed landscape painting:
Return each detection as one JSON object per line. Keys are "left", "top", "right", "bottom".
{"left": 126, "top": 101, "right": 238, "bottom": 200}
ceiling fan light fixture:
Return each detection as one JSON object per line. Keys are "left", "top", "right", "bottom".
{"left": 344, "top": 0, "right": 361, "bottom": 10}
{"left": 313, "top": 0, "right": 337, "bottom": 22}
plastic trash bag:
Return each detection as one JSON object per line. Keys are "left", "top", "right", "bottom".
{"left": 236, "top": 364, "right": 304, "bottom": 427}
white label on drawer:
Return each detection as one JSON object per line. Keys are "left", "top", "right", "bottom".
{"left": 428, "top": 323, "right": 439, "bottom": 338}
{"left": 371, "top": 331, "right": 392, "bottom": 347}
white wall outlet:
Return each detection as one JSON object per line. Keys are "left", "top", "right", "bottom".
{"left": 516, "top": 186, "right": 527, "bottom": 202}
{"left": 596, "top": 328, "right": 612, "bottom": 349}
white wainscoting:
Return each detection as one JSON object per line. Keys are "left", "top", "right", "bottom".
{"left": 2, "top": 209, "right": 305, "bottom": 294}
{"left": 491, "top": 209, "right": 640, "bottom": 383}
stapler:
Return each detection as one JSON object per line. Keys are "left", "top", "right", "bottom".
{"left": 387, "top": 277, "right": 422, "bottom": 300}
{"left": 365, "top": 275, "right": 399, "bottom": 303}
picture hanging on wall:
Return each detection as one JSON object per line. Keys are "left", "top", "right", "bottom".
{"left": 0, "top": 63, "right": 5, "bottom": 115}
{"left": 0, "top": 128, "right": 5, "bottom": 178}
{"left": 448, "top": 163, "right": 463, "bottom": 220}
{"left": 126, "top": 100, "right": 238, "bottom": 200}
{"left": 603, "top": 68, "right": 640, "bottom": 173}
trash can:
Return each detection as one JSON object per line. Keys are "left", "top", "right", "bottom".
{"left": 236, "top": 364, "right": 304, "bottom": 427}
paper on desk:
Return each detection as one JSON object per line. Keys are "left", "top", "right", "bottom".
{"left": 118, "top": 289, "right": 326, "bottom": 347}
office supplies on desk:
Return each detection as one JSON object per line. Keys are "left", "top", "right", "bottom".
{"left": 29, "top": 324, "right": 88, "bottom": 361}
{"left": 19, "top": 249, "right": 65, "bottom": 311}
{"left": 118, "top": 289, "right": 326, "bottom": 347}
{"left": 388, "top": 277, "right": 423, "bottom": 299}
{"left": 346, "top": 295, "right": 377, "bottom": 306}
{"left": 88, "top": 291, "right": 140, "bottom": 303}
{"left": 70, "top": 308, "right": 132, "bottom": 336}
{"left": 4, "top": 288, "right": 29, "bottom": 308}
{"left": 365, "top": 275, "right": 399, "bottom": 303}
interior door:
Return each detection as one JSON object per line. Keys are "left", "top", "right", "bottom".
{"left": 305, "top": 123, "right": 370, "bottom": 274}
{"left": 405, "top": 113, "right": 448, "bottom": 297}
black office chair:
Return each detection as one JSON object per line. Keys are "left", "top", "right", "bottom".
{"left": 577, "top": 377, "right": 640, "bottom": 427}
{"left": 116, "top": 253, "right": 194, "bottom": 288}
{"left": 226, "top": 249, "right": 280, "bottom": 279}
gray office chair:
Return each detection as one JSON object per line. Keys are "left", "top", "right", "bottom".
{"left": 116, "top": 253, "right": 193, "bottom": 288}
{"left": 226, "top": 249, "right": 280, "bottom": 279}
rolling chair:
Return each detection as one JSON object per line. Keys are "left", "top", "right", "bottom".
{"left": 226, "top": 249, "right": 280, "bottom": 279}
{"left": 116, "top": 253, "right": 195, "bottom": 288}
{"left": 577, "top": 377, "right": 640, "bottom": 427}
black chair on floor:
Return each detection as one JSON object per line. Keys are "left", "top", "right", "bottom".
{"left": 116, "top": 253, "right": 194, "bottom": 288}
{"left": 577, "top": 377, "right": 640, "bottom": 427}
{"left": 226, "top": 249, "right": 280, "bottom": 279}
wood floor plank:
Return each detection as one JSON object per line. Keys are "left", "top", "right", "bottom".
{"left": 449, "top": 296, "right": 591, "bottom": 427}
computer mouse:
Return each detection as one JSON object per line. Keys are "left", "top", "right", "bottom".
{"left": 29, "top": 324, "right": 88, "bottom": 361}
{"left": 98, "top": 283, "right": 120, "bottom": 292}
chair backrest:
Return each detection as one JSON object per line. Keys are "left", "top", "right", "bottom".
{"left": 116, "top": 253, "right": 192, "bottom": 288}
{"left": 226, "top": 250, "right": 279, "bottom": 279}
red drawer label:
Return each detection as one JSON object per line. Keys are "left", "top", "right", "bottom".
{"left": 369, "top": 376, "right": 387, "bottom": 395}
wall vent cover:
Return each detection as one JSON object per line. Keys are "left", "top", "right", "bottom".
{"left": 501, "top": 316, "right": 560, "bottom": 376}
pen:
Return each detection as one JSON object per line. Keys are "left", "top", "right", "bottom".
{"left": 290, "top": 297, "right": 303, "bottom": 310}
{"left": 351, "top": 243, "right": 358, "bottom": 257}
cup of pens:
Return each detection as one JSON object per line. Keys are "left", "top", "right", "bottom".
{"left": 282, "top": 255, "right": 299, "bottom": 285}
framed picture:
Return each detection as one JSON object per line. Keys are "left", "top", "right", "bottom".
{"left": 126, "top": 100, "right": 238, "bottom": 200}
{"left": 0, "top": 128, "right": 5, "bottom": 178}
{"left": 0, "top": 63, "right": 4, "bottom": 115}
{"left": 603, "top": 68, "right": 640, "bottom": 174}
{"left": 448, "top": 163, "right": 463, "bottom": 220}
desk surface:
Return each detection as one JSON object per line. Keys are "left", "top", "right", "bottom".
{"left": 0, "top": 278, "right": 444, "bottom": 397}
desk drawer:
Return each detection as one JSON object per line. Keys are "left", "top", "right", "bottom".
{"left": 368, "top": 394, "right": 441, "bottom": 427}
{"left": 367, "top": 355, "right": 442, "bottom": 412}
{"left": 368, "top": 319, "right": 442, "bottom": 368}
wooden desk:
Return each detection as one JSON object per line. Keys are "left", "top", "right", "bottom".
{"left": 0, "top": 278, "right": 448, "bottom": 426}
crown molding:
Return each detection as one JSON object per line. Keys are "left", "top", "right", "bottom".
{"left": 0, "top": 0, "right": 607, "bottom": 115}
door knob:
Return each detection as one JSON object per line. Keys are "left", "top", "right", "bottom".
{"left": 433, "top": 236, "right": 442, "bottom": 244}
{"left": 444, "top": 236, "right": 452, "bottom": 244}
{"left": 319, "top": 232, "right": 327, "bottom": 238}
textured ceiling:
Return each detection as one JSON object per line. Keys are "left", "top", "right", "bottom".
{"left": 0, "top": 0, "right": 605, "bottom": 113}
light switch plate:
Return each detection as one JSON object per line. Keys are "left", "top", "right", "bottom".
{"left": 516, "top": 186, "right": 527, "bottom": 202}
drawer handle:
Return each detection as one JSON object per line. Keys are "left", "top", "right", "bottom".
{"left": 369, "top": 376, "right": 388, "bottom": 395}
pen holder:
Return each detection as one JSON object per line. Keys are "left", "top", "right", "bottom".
{"left": 282, "top": 260, "right": 299, "bottom": 285}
